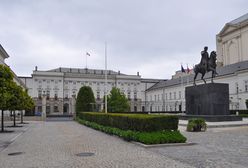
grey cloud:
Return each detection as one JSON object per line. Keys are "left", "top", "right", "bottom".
{"left": 0, "top": 0, "right": 248, "bottom": 78}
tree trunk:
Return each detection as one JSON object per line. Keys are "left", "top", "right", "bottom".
{"left": 1, "top": 110, "right": 4, "bottom": 132}
{"left": 13, "top": 111, "right": 16, "bottom": 127}
{"left": 20, "top": 110, "right": 23, "bottom": 124}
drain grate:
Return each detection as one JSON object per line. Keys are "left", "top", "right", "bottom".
{"left": 8, "top": 152, "right": 24, "bottom": 156}
{"left": 75, "top": 152, "right": 94, "bottom": 157}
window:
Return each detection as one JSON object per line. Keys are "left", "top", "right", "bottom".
{"left": 46, "top": 90, "right": 50, "bottom": 100}
{"left": 46, "top": 106, "right": 50, "bottom": 114}
{"left": 165, "top": 93, "right": 167, "bottom": 100}
{"left": 158, "top": 95, "right": 160, "bottom": 101}
{"left": 97, "top": 91, "right": 100, "bottom": 99}
{"left": 134, "top": 92, "right": 137, "bottom": 100}
{"left": 38, "top": 106, "right": 42, "bottom": 112}
{"left": 154, "top": 95, "right": 156, "bottom": 101}
{"left": 169, "top": 93, "right": 172, "bottom": 100}
{"left": 236, "top": 83, "right": 239, "bottom": 93}
{"left": 54, "top": 91, "right": 58, "bottom": 100}
{"left": 54, "top": 106, "right": 59, "bottom": 112}
{"left": 245, "top": 81, "right": 248, "bottom": 92}
{"left": 128, "top": 92, "right": 131, "bottom": 100}
{"left": 179, "top": 91, "right": 181, "bottom": 99}
{"left": 174, "top": 92, "right": 176, "bottom": 99}
{"left": 38, "top": 90, "right": 42, "bottom": 99}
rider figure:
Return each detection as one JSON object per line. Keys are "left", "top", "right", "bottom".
{"left": 200, "top": 46, "right": 209, "bottom": 72}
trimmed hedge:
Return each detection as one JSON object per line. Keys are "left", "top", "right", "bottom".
{"left": 78, "top": 112, "right": 179, "bottom": 132}
{"left": 76, "top": 117, "right": 186, "bottom": 144}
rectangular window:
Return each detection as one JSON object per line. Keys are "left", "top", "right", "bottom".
{"left": 97, "top": 91, "right": 100, "bottom": 99}
{"left": 54, "top": 106, "right": 59, "bottom": 112}
{"left": 245, "top": 81, "right": 248, "bottom": 92}
{"left": 38, "top": 90, "right": 42, "bottom": 99}
{"left": 165, "top": 93, "right": 167, "bottom": 100}
{"left": 179, "top": 91, "right": 181, "bottom": 99}
{"left": 236, "top": 83, "right": 239, "bottom": 93}
{"left": 169, "top": 93, "right": 172, "bottom": 100}
{"left": 128, "top": 92, "right": 131, "bottom": 100}
{"left": 46, "top": 90, "right": 50, "bottom": 100}
{"left": 134, "top": 92, "right": 137, "bottom": 100}
{"left": 174, "top": 92, "right": 176, "bottom": 99}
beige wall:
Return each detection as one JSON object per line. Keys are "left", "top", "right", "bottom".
{"left": 217, "top": 23, "right": 248, "bottom": 66}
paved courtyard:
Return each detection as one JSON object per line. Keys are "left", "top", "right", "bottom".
{"left": 0, "top": 120, "right": 247, "bottom": 168}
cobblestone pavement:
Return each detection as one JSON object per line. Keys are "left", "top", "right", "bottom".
{"left": 0, "top": 121, "right": 193, "bottom": 168}
{"left": 150, "top": 126, "right": 248, "bottom": 168}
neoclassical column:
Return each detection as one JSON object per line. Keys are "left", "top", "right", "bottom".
{"left": 42, "top": 91, "right": 47, "bottom": 121}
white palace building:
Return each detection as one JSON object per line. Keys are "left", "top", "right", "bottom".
{"left": 19, "top": 13, "right": 248, "bottom": 115}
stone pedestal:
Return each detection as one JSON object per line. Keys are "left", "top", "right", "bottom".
{"left": 185, "top": 83, "right": 242, "bottom": 121}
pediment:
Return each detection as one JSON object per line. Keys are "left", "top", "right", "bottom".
{"left": 218, "top": 24, "right": 238, "bottom": 36}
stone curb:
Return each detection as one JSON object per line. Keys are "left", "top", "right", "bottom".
{"left": 132, "top": 141, "right": 197, "bottom": 148}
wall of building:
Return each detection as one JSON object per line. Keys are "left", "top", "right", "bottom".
{"left": 217, "top": 21, "right": 248, "bottom": 66}
{"left": 20, "top": 69, "right": 159, "bottom": 114}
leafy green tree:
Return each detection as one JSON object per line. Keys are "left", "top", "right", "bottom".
{"left": 107, "top": 87, "right": 130, "bottom": 112}
{"left": 76, "top": 86, "right": 95, "bottom": 114}
{"left": 7, "top": 83, "right": 24, "bottom": 127}
{"left": 20, "top": 90, "right": 35, "bottom": 123}
{"left": 0, "top": 65, "right": 14, "bottom": 132}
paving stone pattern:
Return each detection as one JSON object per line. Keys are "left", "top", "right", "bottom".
{"left": 0, "top": 121, "right": 193, "bottom": 168}
{"left": 150, "top": 126, "right": 248, "bottom": 168}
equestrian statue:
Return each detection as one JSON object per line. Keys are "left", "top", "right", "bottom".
{"left": 193, "top": 46, "right": 218, "bottom": 85}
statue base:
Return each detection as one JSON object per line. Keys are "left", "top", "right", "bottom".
{"left": 185, "top": 83, "right": 242, "bottom": 121}
{"left": 179, "top": 115, "right": 242, "bottom": 122}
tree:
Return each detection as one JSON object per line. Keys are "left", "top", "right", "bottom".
{"left": 7, "top": 83, "right": 24, "bottom": 127}
{"left": 0, "top": 65, "right": 14, "bottom": 132}
{"left": 20, "top": 90, "right": 35, "bottom": 124}
{"left": 107, "top": 87, "right": 130, "bottom": 112}
{"left": 76, "top": 86, "right": 95, "bottom": 114}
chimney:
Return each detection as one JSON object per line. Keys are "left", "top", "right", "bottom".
{"left": 137, "top": 72, "right": 140, "bottom": 76}
{"left": 35, "top": 66, "right": 38, "bottom": 71}
{"left": 118, "top": 71, "right": 120, "bottom": 75}
{"left": 59, "top": 67, "right": 61, "bottom": 72}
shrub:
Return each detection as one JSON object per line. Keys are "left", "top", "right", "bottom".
{"left": 76, "top": 86, "right": 95, "bottom": 114}
{"left": 78, "top": 112, "right": 178, "bottom": 132}
{"left": 187, "top": 118, "right": 207, "bottom": 132}
{"left": 107, "top": 87, "right": 130, "bottom": 112}
{"left": 76, "top": 117, "right": 186, "bottom": 144}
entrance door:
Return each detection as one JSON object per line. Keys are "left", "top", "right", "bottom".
{"left": 63, "top": 103, "right": 69, "bottom": 114}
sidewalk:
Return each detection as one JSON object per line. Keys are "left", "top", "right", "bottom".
{"left": 0, "top": 121, "right": 31, "bottom": 152}
{"left": 179, "top": 118, "right": 248, "bottom": 128}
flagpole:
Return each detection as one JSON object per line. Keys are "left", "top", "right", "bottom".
{"left": 104, "top": 42, "right": 108, "bottom": 113}
{"left": 86, "top": 52, "right": 88, "bottom": 69}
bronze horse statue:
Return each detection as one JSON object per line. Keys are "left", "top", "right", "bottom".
{"left": 193, "top": 51, "right": 218, "bottom": 85}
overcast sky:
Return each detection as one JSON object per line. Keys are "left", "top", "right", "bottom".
{"left": 0, "top": 0, "right": 247, "bottom": 79}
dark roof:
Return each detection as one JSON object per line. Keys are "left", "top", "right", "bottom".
{"left": 0, "top": 44, "right": 10, "bottom": 58}
{"left": 147, "top": 61, "right": 248, "bottom": 91}
{"left": 229, "top": 13, "right": 248, "bottom": 25}
{"left": 46, "top": 67, "right": 127, "bottom": 75}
